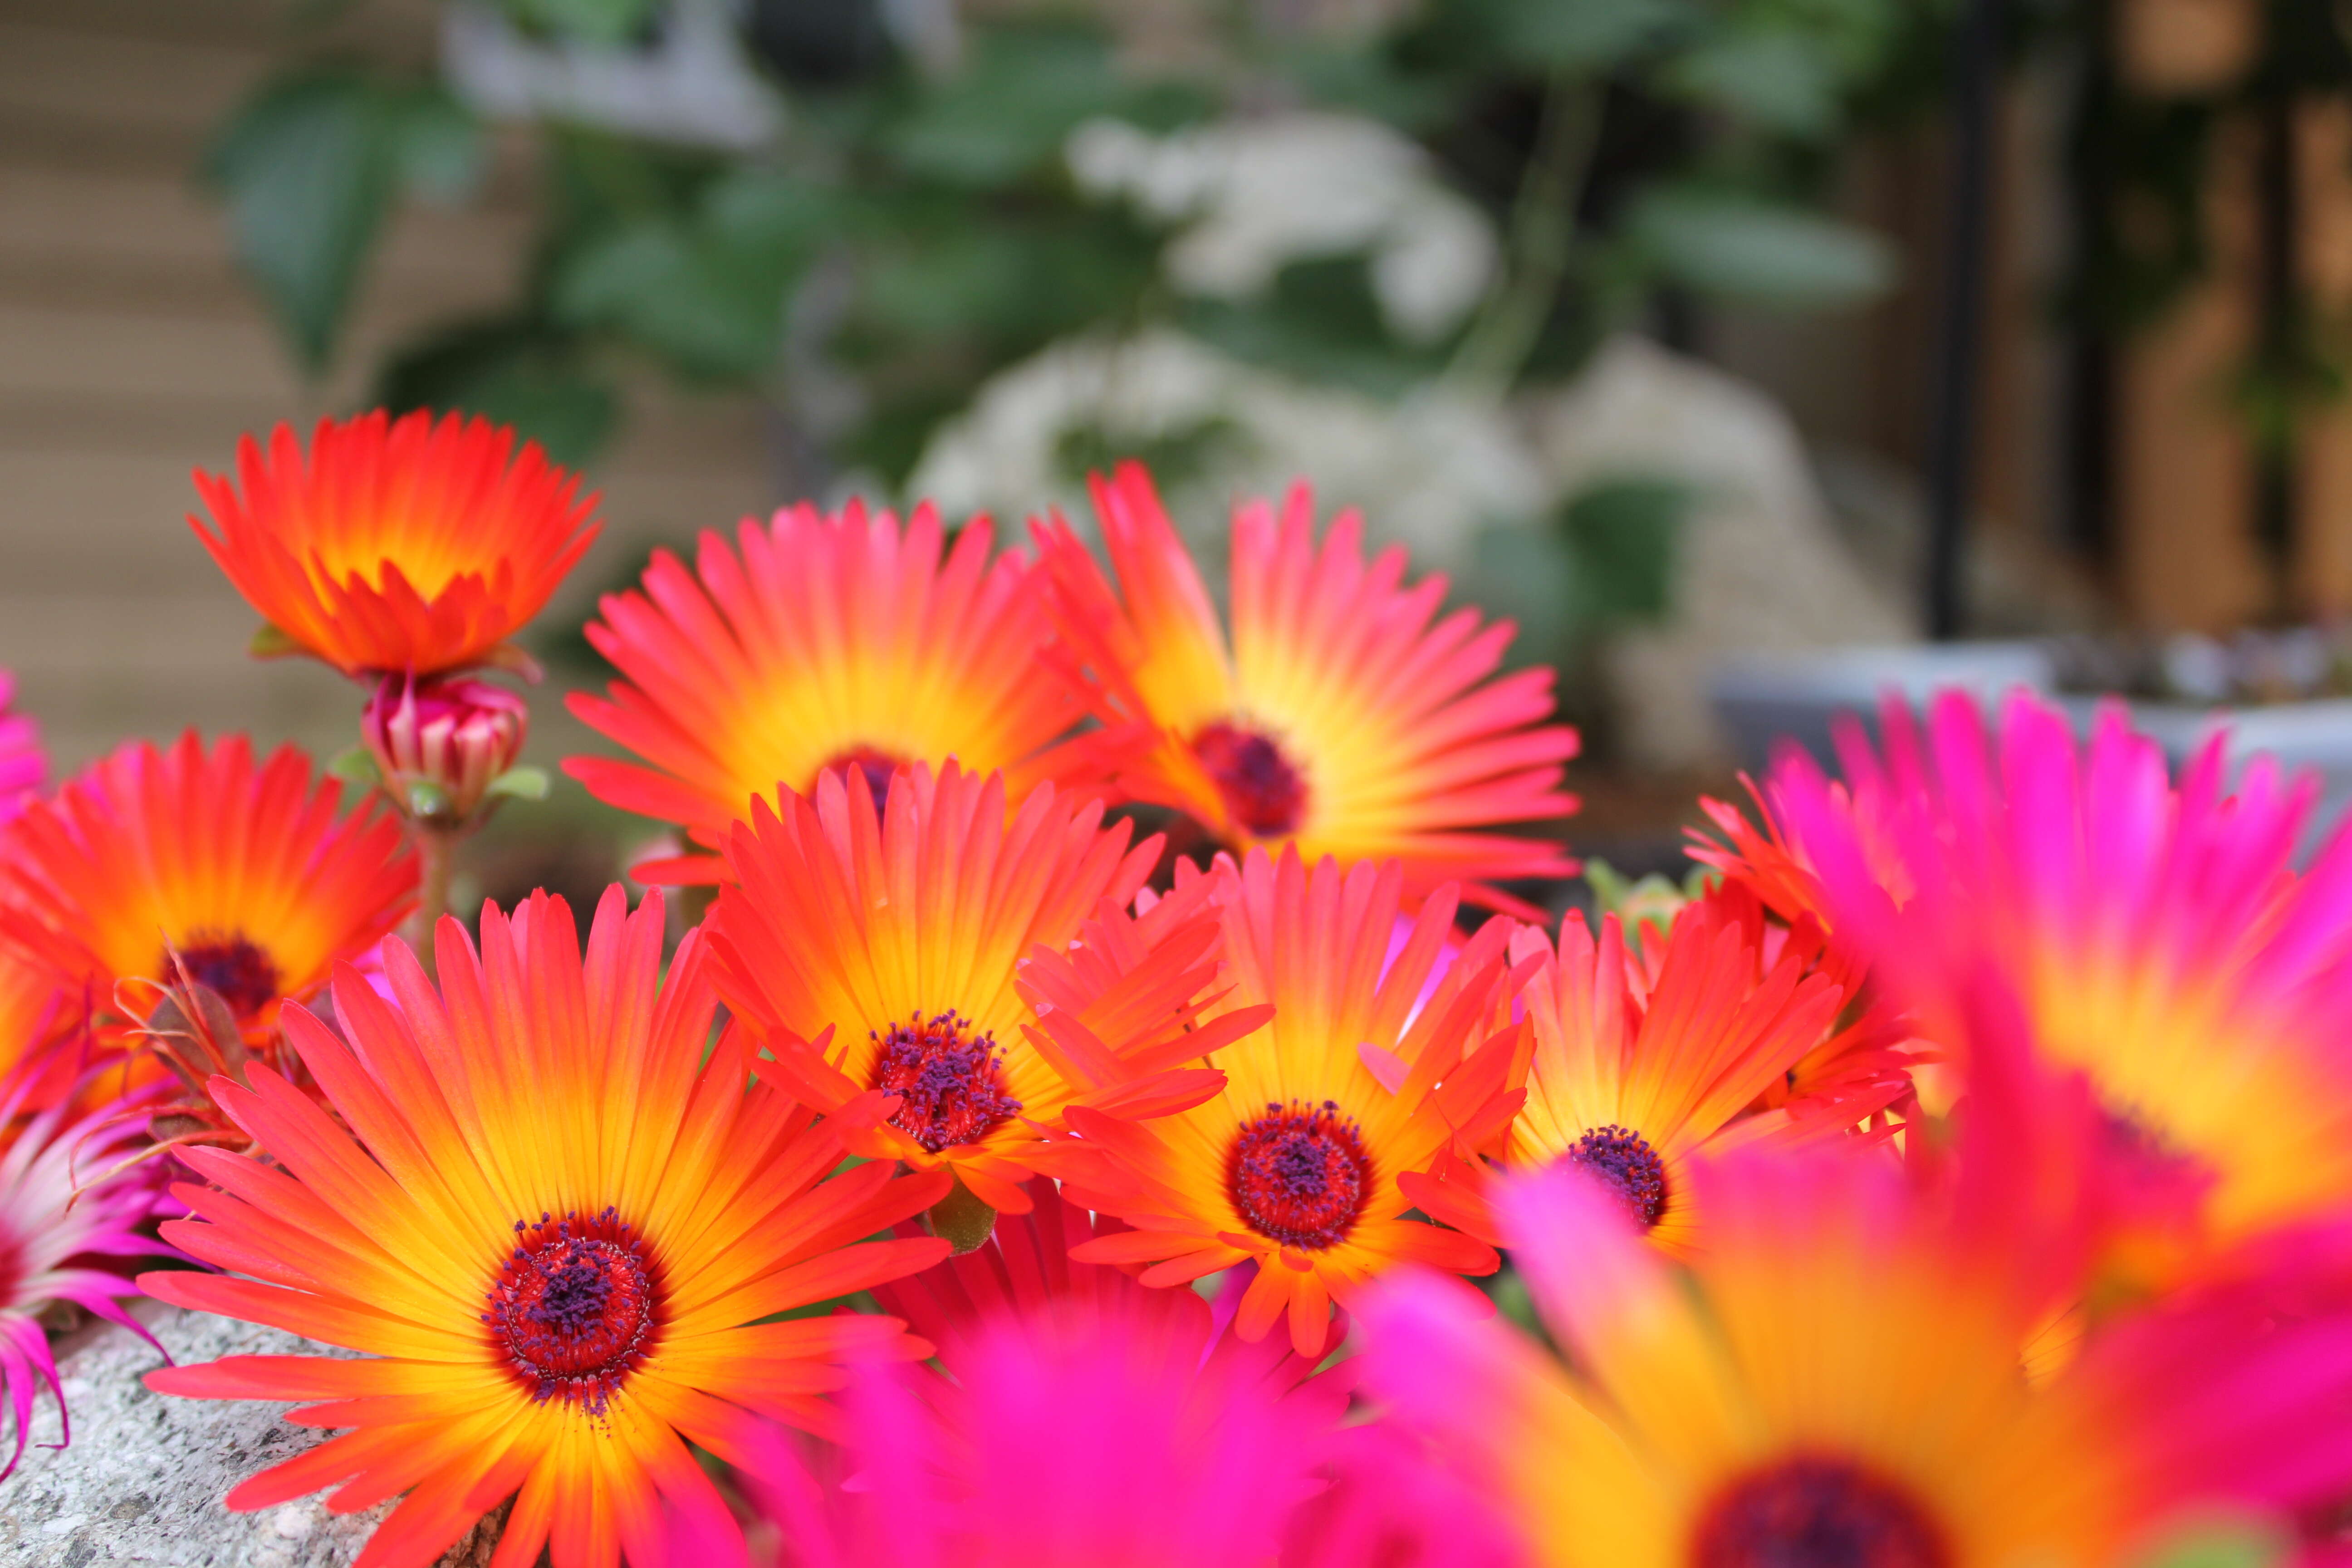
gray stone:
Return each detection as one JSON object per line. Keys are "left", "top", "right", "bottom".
{"left": 0, "top": 1308, "right": 509, "bottom": 1568}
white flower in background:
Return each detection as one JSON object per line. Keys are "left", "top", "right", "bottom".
{"left": 908, "top": 328, "right": 1546, "bottom": 568}
{"left": 1065, "top": 112, "right": 1500, "bottom": 344}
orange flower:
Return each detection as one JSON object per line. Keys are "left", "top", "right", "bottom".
{"left": 1406, "top": 887, "right": 1891, "bottom": 1255}
{"left": 705, "top": 763, "right": 1268, "bottom": 1212}
{"left": 1036, "top": 462, "right": 1580, "bottom": 916}
{"left": 568, "top": 500, "right": 1109, "bottom": 879}
{"left": 143, "top": 888, "right": 953, "bottom": 1568}
{"left": 189, "top": 410, "right": 599, "bottom": 677}
{"left": 0, "top": 732, "right": 413, "bottom": 1039}
{"left": 1034, "top": 848, "right": 1529, "bottom": 1357}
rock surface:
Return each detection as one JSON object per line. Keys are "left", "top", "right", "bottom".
{"left": 0, "top": 1308, "right": 503, "bottom": 1568}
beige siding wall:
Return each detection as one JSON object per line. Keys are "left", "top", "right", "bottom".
{"left": 0, "top": 1, "right": 775, "bottom": 777}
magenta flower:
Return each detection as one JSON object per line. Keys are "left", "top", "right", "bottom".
{"left": 0, "top": 1052, "right": 172, "bottom": 1476}
{"left": 0, "top": 668, "right": 44, "bottom": 823}
{"left": 1766, "top": 691, "right": 2352, "bottom": 1264}
{"left": 676, "top": 1180, "right": 1380, "bottom": 1568}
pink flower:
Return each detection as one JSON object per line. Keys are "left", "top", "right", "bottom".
{"left": 1357, "top": 1131, "right": 2352, "bottom": 1568}
{"left": 676, "top": 1181, "right": 1394, "bottom": 1568}
{"left": 0, "top": 1047, "right": 173, "bottom": 1476}
{"left": 0, "top": 668, "right": 44, "bottom": 823}
{"left": 1767, "top": 691, "right": 2352, "bottom": 1265}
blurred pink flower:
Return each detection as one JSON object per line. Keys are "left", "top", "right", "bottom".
{"left": 1769, "top": 691, "right": 2352, "bottom": 1267}
{"left": 0, "top": 669, "right": 44, "bottom": 823}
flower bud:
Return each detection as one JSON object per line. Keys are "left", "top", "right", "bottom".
{"left": 361, "top": 674, "right": 529, "bottom": 824}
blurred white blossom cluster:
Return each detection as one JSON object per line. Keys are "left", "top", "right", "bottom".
{"left": 910, "top": 327, "right": 1545, "bottom": 568}
{"left": 1064, "top": 111, "right": 1500, "bottom": 343}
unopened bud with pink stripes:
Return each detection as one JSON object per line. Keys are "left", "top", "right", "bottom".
{"left": 361, "top": 673, "right": 529, "bottom": 824}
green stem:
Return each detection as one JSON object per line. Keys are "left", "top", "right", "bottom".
{"left": 1445, "top": 72, "right": 1605, "bottom": 396}
{"left": 403, "top": 823, "right": 459, "bottom": 975}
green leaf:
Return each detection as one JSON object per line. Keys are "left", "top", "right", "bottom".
{"left": 326, "top": 745, "right": 382, "bottom": 787}
{"left": 2127, "top": 1522, "right": 2288, "bottom": 1568}
{"left": 1489, "top": 0, "right": 1699, "bottom": 70}
{"left": 1583, "top": 857, "right": 1693, "bottom": 948}
{"left": 553, "top": 220, "right": 789, "bottom": 379}
{"left": 405, "top": 779, "right": 451, "bottom": 818}
{"left": 393, "top": 87, "right": 485, "bottom": 203}
{"left": 1627, "top": 188, "right": 1896, "bottom": 307}
{"left": 486, "top": 765, "right": 551, "bottom": 802}
{"left": 500, "top": 0, "right": 659, "bottom": 47}
{"left": 207, "top": 71, "right": 401, "bottom": 372}
{"left": 1463, "top": 523, "right": 1582, "bottom": 661}
{"left": 248, "top": 622, "right": 309, "bottom": 659}
{"left": 377, "top": 317, "right": 619, "bottom": 470}
{"left": 889, "top": 25, "right": 1131, "bottom": 187}
{"left": 702, "top": 169, "right": 839, "bottom": 256}
{"left": 1660, "top": 29, "right": 1842, "bottom": 139}
{"left": 1559, "top": 475, "right": 1691, "bottom": 623}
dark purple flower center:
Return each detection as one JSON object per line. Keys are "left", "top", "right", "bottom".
{"left": 1227, "top": 1099, "right": 1370, "bottom": 1250}
{"left": 1193, "top": 720, "right": 1308, "bottom": 838}
{"left": 818, "top": 747, "right": 911, "bottom": 802}
{"left": 1693, "top": 1457, "right": 1949, "bottom": 1568}
{"left": 1567, "top": 1124, "right": 1670, "bottom": 1229}
{"left": 872, "top": 1010, "right": 1022, "bottom": 1153}
{"left": 484, "top": 1208, "right": 658, "bottom": 1414}
{"left": 169, "top": 936, "right": 281, "bottom": 1022}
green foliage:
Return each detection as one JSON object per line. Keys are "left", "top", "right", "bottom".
{"left": 890, "top": 23, "right": 1203, "bottom": 187}
{"left": 207, "top": 0, "right": 1921, "bottom": 481}
{"left": 1584, "top": 857, "right": 1716, "bottom": 948}
{"left": 1627, "top": 187, "right": 1895, "bottom": 307}
{"left": 1053, "top": 416, "right": 1256, "bottom": 493}
{"left": 1662, "top": 28, "right": 1845, "bottom": 138}
{"left": 377, "top": 317, "right": 617, "bottom": 471}
{"left": 500, "top": 0, "right": 660, "bottom": 47}
{"left": 2127, "top": 1520, "right": 2289, "bottom": 1568}
{"left": 1460, "top": 475, "right": 1694, "bottom": 665}
{"left": 1560, "top": 475, "right": 1692, "bottom": 624}
{"left": 208, "top": 70, "right": 481, "bottom": 373}
{"left": 1182, "top": 256, "right": 1448, "bottom": 397}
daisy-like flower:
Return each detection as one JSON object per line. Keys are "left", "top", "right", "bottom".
{"left": 0, "top": 1049, "right": 174, "bottom": 1478}
{"left": 1769, "top": 691, "right": 2352, "bottom": 1253}
{"left": 1360, "top": 1148, "right": 2352, "bottom": 1568}
{"left": 674, "top": 1241, "right": 1353, "bottom": 1568}
{"left": 1035, "top": 462, "right": 1581, "bottom": 916}
{"left": 706, "top": 764, "right": 1269, "bottom": 1215}
{"left": 0, "top": 666, "right": 43, "bottom": 823}
{"left": 1405, "top": 886, "right": 1882, "bottom": 1255}
{"left": 870, "top": 1174, "right": 1347, "bottom": 1375}
{"left": 850, "top": 1178, "right": 1514, "bottom": 1568}
{"left": 141, "top": 887, "right": 955, "bottom": 1568}
{"left": 188, "top": 410, "right": 599, "bottom": 678}
{"left": 1687, "top": 733, "right": 1914, "bottom": 935}
{"left": 1035, "top": 848, "right": 1529, "bottom": 1357}
{"left": 0, "top": 733, "right": 413, "bottom": 1042}
{"left": 567, "top": 500, "right": 1107, "bottom": 881}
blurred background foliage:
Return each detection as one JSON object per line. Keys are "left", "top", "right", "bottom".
{"left": 206, "top": 0, "right": 1943, "bottom": 672}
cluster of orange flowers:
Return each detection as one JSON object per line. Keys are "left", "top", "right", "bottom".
{"left": 7, "top": 409, "right": 2352, "bottom": 1568}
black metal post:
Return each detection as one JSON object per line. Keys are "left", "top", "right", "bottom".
{"left": 1925, "top": 0, "right": 2002, "bottom": 641}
